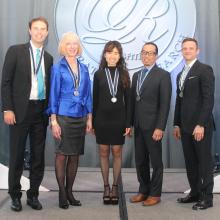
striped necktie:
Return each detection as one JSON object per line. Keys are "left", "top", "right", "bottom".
{"left": 179, "top": 65, "right": 190, "bottom": 89}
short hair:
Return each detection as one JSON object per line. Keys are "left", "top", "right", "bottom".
{"left": 29, "top": 16, "right": 49, "bottom": 30}
{"left": 58, "top": 32, "right": 83, "bottom": 56}
{"left": 182, "top": 37, "right": 198, "bottom": 48}
{"left": 142, "top": 42, "right": 158, "bottom": 55}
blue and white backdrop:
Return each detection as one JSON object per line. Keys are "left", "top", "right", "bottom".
{"left": 0, "top": 0, "right": 220, "bottom": 168}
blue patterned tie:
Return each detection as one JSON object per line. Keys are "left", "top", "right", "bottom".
{"left": 141, "top": 68, "right": 148, "bottom": 81}
{"left": 36, "top": 49, "right": 45, "bottom": 100}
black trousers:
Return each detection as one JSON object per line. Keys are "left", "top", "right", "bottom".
{"left": 8, "top": 100, "right": 48, "bottom": 199}
{"left": 134, "top": 127, "right": 163, "bottom": 196}
{"left": 181, "top": 129, "right": 214, "bottom": 201}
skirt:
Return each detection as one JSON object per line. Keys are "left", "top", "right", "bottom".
{"left": 55, "top": 115, "right": 87, "bottom": 155}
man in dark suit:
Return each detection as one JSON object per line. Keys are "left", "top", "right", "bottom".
{"left": 130, "top": 42, "right": 172, "bottom": 206}
{"left": 1, "top": 17, "right": 53, "bottom": 211}
{"left": 173, "top": 38, "right": 215, "bottom": 210}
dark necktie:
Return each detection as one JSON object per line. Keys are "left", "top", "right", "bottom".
{"left": 141, "top": 68, "right": 148, "bottom": 81}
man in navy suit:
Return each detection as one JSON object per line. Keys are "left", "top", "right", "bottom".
{"left": 1, "top": 17, "right": 53, "bottom": 211}
{"left": 130, "top": 42, "right": 172, "bottom": 206}
{"left": 173, "top": 38, "right": 215, "bottom": 210}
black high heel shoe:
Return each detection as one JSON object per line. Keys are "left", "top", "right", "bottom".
{"left": 103, "top": 184, "right": 111, "bottom": 205}
{"left": 111, "top": 184, "right": 119, "bottom": 205}
{"left": 59, "top": 191, "right": 69, "bottom": 209}
{"left": 66, "top": 191, "right": 82, "bottom": 206}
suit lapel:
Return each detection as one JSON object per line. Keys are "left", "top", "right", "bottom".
{"left": 23, "top": 43, "right": 32, "bottom": 80}
{"left": 183, "top": 60, "right": 199, "bottom": 87}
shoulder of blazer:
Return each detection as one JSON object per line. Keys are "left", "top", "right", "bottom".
{"left": 150, "top": 64, "right": 170, "bottom": 78}
{"left": 7, "top": 43, "right": 29, "bottom": 56}
{"left": 189, "top": 60, "right": 212, "bottom": 75}
{"left": 132, "top": 70, "right": 140, "bottom": 80}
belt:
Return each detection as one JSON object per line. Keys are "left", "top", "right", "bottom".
{"left": 29, "top": 99, "right": 45, "bottom": 104}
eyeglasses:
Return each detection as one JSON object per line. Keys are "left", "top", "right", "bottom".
{"left": 141, "top": 50, "right": 156, "bottom": 56}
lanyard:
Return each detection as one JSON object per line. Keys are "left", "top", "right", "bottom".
{"left": 65, "top": 59, "right": 81, "bottom": 91}
{"left": 105, "top": 68, "right": 119, "bottom": 98}
{"left": 29, "top": 44, "right": 44, "bottom": 75}
{"left": 136, "top": 68, "right": 148, "bottom": 96}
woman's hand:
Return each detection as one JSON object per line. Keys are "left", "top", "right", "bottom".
{"left": 123, "top": 127, "right": 131, "bottom": 136}
{"left": 86, "top": 113, "right": 92, "bottom": 133}
{"left": 51, "top": 123, "right": 61, "bottom": 140}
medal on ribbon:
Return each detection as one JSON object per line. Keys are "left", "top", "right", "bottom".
{"left": 136, "top": 68, "right": 148, "bottom": 101}
{"left": 105, "top": 68, "right": 119, "bottom": 103}
{"left": 66, "top": 59, "right": 80, "bottom": 97}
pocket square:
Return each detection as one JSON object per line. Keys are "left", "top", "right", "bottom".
{"left": 188, "top": 76, "right": 197, "bottom": 80}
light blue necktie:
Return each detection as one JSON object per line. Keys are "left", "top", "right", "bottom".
{"left": 36, "top": 48, "right": 45, "bottom": 100}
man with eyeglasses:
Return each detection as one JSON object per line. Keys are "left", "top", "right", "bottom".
{"left": 130, "top": 42, "right": 172, "bottom": 206}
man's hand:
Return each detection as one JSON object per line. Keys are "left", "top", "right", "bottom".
{"left": 4, "top": 111, "right": 16, "bottom": 125}
{"left": 152, "top": 128, "right": 163, "bottom": 141}
{"left": 173, "top": 126, "right": 181, "bottom": 140}
{"left": 193, "top": 125, "right": 204, "bottom": 141}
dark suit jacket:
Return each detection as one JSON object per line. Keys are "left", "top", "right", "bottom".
{"left": 174, "top": 60, "right": 215, "bottom": 133}
{"left": 1, "top": 43, "right": 53, "bottom": 123}
{"left": 131, "top": 64, "right": 172, "bottom": 131}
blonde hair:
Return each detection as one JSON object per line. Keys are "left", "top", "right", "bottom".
{"left": 58, "top": 32, "right": 82, "bottom": 56}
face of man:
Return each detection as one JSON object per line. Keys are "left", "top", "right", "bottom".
{"left": 141, "top": 44, "right": 158, "bottom": 67}
{"left": 181, "top": 40, "right": 199, "bottom": 63}
{"left": 29, "top": 20, "right": 48, "bottom": 47}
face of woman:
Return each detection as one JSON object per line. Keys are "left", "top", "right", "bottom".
{"left": 104, "top": 47, "right": 120, "bottom": 67}
{"left": 64, "top": 40, "right": 79, "bottom": 58}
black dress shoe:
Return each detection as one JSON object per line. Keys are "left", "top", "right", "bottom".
{"left": 192, "top": 200, "right": 213, "bottom": 210}
{"left": 27, "top": 197, "right": 42, "bottom": 210}
{"left": 177, "top": 194, "right": 199, "bottom": 203}
{"left": 11, "top": 198, "right": 22, "bottom": 212}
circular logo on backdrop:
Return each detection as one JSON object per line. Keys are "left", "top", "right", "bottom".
{"left": 55, "top": 0, "right": 196, "bottom": 75}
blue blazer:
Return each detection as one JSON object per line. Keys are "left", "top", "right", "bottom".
{"left": 47, "top": 57, "right": 92, "bottom": 117}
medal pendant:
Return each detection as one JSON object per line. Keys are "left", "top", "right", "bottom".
{"left": 136, "top": 96, "right": 141, "bottom": 101}
{"left": 179, "top": 91, "right": 183, "bottom": 98}
{"left": 111, "top": 97, "right": 117, "bottom": 103}
{"left": 74, "top": 90, "right": 79, "bottom": 96}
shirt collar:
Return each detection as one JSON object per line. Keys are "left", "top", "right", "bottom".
{"left": 30, "top": 40, "right": 43, "bottom": 52}
{"left": 143, "top": 63, "right": 155, "bottom": 72}
{"left": 185, "top": 58, "right": 197, "bottom": 68}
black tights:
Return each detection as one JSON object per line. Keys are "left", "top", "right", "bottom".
{"left": 99, "top": 145, "right": 122, "bottom": 186}
{"left": 55, "top": 154, "right": 79, "bottom": 200}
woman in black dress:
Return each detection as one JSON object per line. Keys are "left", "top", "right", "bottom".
{"left": 92, "top": 41, "right": 131, "bottom": 204}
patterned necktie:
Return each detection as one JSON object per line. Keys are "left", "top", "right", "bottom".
{"left": 36, "top": 48, "right": 45, "bottom": 100}
{"left": 179, "top": 65, "right": 190, "bottom": 89}
{"left": 141, "top": 68, "right": 148, "bottom": 81}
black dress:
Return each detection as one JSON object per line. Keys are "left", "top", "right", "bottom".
{"left": 92, "top": 67, "right": 131, "bottom": 145}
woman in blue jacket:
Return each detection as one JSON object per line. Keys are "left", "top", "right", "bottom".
{"left": 48, "top": 32, "right": 92, "bottom": 209}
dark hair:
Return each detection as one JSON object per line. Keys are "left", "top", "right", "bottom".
{"left": 142, "top": 42, "right": 158, "bottom": 55}
{"left": 182, "top": 37, "right": 198, "bottom": 48}
{"left": 29, "top": 16, "right": 49, "bottom": 30}
{"left": 99, "top": 41, "right": 130, "bottom": 88}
